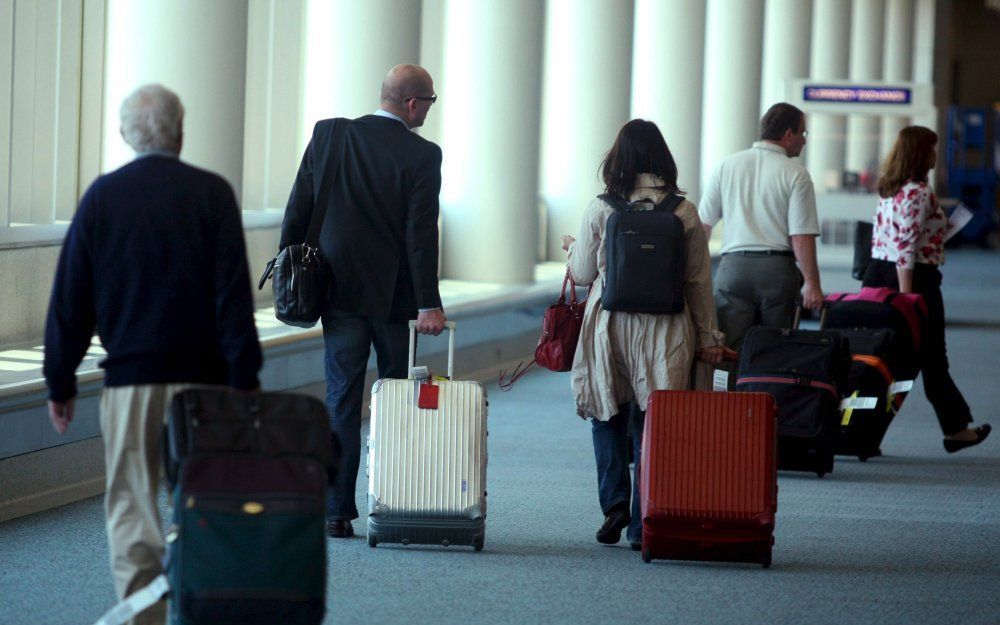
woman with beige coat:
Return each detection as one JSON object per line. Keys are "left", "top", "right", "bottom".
{"left": 562, "top": 120, "right": 727, "bottom": 550}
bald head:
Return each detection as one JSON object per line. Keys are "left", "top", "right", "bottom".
{"left": 380, "top": 64, "right": 433, "bottom": 104}
{"left": 378, "top": 64, "right": 436, "bottom": 129}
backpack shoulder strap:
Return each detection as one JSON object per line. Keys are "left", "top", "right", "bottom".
{"left": 597, "top": 193, "right": 631, "bottom": 212}
{"left": 656, "top": 194, "right": 686, "bottom": 213}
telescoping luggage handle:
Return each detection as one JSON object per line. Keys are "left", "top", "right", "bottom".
{"left": 408, "top": 320, "right": 457, "bottom": 380}
{"left": 793, "top": 305, "right": 828, "bottom": 330}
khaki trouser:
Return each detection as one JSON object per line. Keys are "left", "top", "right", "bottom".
{"left": 100, "top": 384, "right": 188, "bottom": 625}
{"left": 713, "top": 253, "right": 802, "bottom": 350}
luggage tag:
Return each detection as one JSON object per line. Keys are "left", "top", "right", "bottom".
{"left": 840, "top": 393, "right": 878, "bottom": 425}
{"left": 417, "top": 379, "right": 440, "bottom": 410}
{"left": 889, "top": 380, "right": 914, "bottom": 394}
{"left": 410, "top": 365, "right": 440, "bottom": 409}
{"left": 712, "top": 369, "right": 729, "bottom": 392}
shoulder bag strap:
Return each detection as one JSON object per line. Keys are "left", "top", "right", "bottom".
{"left": 304, "top": 119, "right": 350, "bottom": 248}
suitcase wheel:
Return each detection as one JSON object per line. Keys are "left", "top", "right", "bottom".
{"left": 368, "top": 533, "right": 377, "bottom": 548}
{"left": 762, "top": 551, "right": 772, "bottom": 568}
{"left": 474, "top": 536, "right": 485, "bottom": 552}
{"left": 642, "top": 548, "right": 652, "bottom": 564}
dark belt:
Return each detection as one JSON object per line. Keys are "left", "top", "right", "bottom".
{"left": 722, "top": 250, "right": 794, "bottom": 257}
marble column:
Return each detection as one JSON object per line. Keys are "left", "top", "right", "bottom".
{"left": 760, "top": 0, "right": 813, "bottom": 116}
{"left": 437, "top": 0, "right": 545, "bottom": 283}
{"left": 846, "top": 0, "right": 884, "bottom": 178}
{"left": 807, "top": 0, "right": 851, "bottom": 193}
{"left": 103, "top": 0, "right": 248, "bottom": 198}
{"left": 632, "top": 0, "right": 706, "bottom": 202}
{"left": 700, "top": 0, "right": 765, "bottom": 195}
{"left": 301, "top": 0, "right": 422, "bottom": 144}
{"left": 880, "top": 0, "right": 915, "bottom": 156}
{"left": 540, "top": 0, "right": 633, "bottom": 260}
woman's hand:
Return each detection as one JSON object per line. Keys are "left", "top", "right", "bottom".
{"left": 698, "top": 346, "right": 736, "bottom": 365}
{"left": 561, "top": 235, "right": 575, "bottom": 252}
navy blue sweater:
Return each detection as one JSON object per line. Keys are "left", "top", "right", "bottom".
{"left": 44, "top": 155, "right": 262, "bottom": 402}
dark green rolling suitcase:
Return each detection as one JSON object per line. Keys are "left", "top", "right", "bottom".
{"left": 164, "top": 388, "right": 334, "bottom": 625}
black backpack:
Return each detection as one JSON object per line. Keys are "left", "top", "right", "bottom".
{"left": 599, "top": 193, "right": 686, "bottom": 314}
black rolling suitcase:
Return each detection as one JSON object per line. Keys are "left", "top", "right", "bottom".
{"left": 830, "top": 328, "right": 897, "bottom": 461}
{"left": 734, "top": 326, "right": 850, "bottom": 477}
{"left": 824, "top": 287, "right": 927, "bottom": 383}
{"left": 164, "top": 388, "right": 335, "bottom": 625}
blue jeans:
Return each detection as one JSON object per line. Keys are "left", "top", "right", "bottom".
{"left": 322, "top": 309, "right": 409, "bottom": 520}
{"left": 591, "top": 403, "right": 644, "bottom": 544}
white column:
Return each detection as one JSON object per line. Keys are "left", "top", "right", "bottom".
{"left": 438, "top": 0, "right": 544, "bottom": 283}
{"left": 632, "top": 0, "right": 706, "bottom": 202}
{"left": 701, "top": 0, "right": 765, "bottom": 195}
{"left": 880, "top": 0, "right": 914, "bottom": 156}
{"left": 807, "top": 0, "right": 851, "bottom": 193}
{"left": 911, "top": 0, "right": 936, "bottom": 130}
{"left": 760, "top": 0, "right": 813, "bottom": 116}
{"left": 243, "top": 0, "right": 306, "bottom": 211}
{"left": 418, "top": 0, "right": 447, "bottom": 147}
{"left": 301, "top": 0, "right": 421, "bottom": 146}
{"left": 540, "top": 0, "right": 633, "bottom": 261}
{"left": 846, "top": 0, "right": 884, "bottom": 176}
{"left": 103, "top": 0, "right": 248, "bottom": 198}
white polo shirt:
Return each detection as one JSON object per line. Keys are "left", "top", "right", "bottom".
{"left": 698, "top": 141, "right": 819, "bottom": 254}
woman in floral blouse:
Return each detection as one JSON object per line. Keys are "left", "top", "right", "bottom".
{"left": 863, "top": 126, "right": 990, "bottom": 453}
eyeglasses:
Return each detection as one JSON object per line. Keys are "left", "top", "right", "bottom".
{"left": 406, "top": 95, "right": 437, "bottom": 104}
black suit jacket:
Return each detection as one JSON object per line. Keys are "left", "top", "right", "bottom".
{"left": 280, "top": 115, "right": 443, "bottom": 321}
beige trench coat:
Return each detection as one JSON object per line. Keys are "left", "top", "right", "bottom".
{"left": 567, "top": 174, "right": 725, "bottom": 420}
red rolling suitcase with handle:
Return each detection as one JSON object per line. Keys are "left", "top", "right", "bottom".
{"left": 640, "top": 391, "right": 777, "bottom": 567}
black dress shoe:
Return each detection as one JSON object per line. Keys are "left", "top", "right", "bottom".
{"left": 596, "top": 505, "right": 630, "bottom": 545}
{"left": 943, "top": 424, "right": 991, "bottom": 453}
{"left": 327, "top": 520, "right": 355, "bottom": 538}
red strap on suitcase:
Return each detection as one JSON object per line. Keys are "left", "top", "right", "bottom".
{"left": 734, "top": 375, "right": 839, "bottom": 398}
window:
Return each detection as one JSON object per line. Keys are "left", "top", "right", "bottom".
{"left": 0, "top": 0, "right": 104, "bottom": 244}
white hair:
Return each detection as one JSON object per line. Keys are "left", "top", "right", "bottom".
{"left": 119, "top": 84, "right": 184, "bottom": 154}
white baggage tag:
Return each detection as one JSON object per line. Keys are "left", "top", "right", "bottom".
{"left": 889, "top": 380, "right": 914, "bottom": 394}
{"left": 839, "top": 396, "right": 878, "bottom": 410}
{"left": 93, "top": 574, "right": 169, "bottom": 625}
{"left": 712, "top": 369, "right": 729, "bottom": 392}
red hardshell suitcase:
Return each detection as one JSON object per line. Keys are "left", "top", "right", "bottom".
{"left": 640, "top": 391, "right": 778, "bottom": 567}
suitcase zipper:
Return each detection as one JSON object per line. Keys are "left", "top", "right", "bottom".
{"left": 735, "top": 375, "right": 838, "bottom": 398}
{"left": 183, "top": 491, "right": 323, "bottom": 515}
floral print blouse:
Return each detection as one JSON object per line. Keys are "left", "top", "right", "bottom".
{"left": 871, "top": 181, "right": 947, "bottom": 269}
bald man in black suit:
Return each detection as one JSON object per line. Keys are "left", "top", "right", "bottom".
{"left": 280, "top": 64, "right": 446, "bottom": 538}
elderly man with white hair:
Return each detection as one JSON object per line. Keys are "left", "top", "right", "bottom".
{"left": 44, "top": 84, "right": 262, "bottom": 625}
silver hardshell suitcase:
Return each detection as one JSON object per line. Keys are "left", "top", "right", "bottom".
{"left": 367, "top": 321, "right": 488, "bottom": 550}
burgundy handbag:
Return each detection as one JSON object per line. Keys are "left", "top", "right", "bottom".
{"left": 499, "top": 269, "right": 587, "bottom": 390}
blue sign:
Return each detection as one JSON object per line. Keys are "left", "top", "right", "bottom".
{"left": 803, "top": 85, "right": 912, "bottom": 105}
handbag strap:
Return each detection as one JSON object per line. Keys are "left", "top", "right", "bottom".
{"left": 560, "top": 268, "right": 579, "bottom": 305}
{"left": 304, "top": 119, "right": 350, "bottom": 248}
{"left": 498, "top": 360, "right": 536, "bottom": 392}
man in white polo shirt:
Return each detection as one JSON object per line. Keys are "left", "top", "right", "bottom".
{"left": 699, "top": 102, "right": 823, "bottom": 349}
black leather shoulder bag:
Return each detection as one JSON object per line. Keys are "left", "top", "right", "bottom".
{"left": 258, "top": 119, "right": 348, "bottom": 328}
